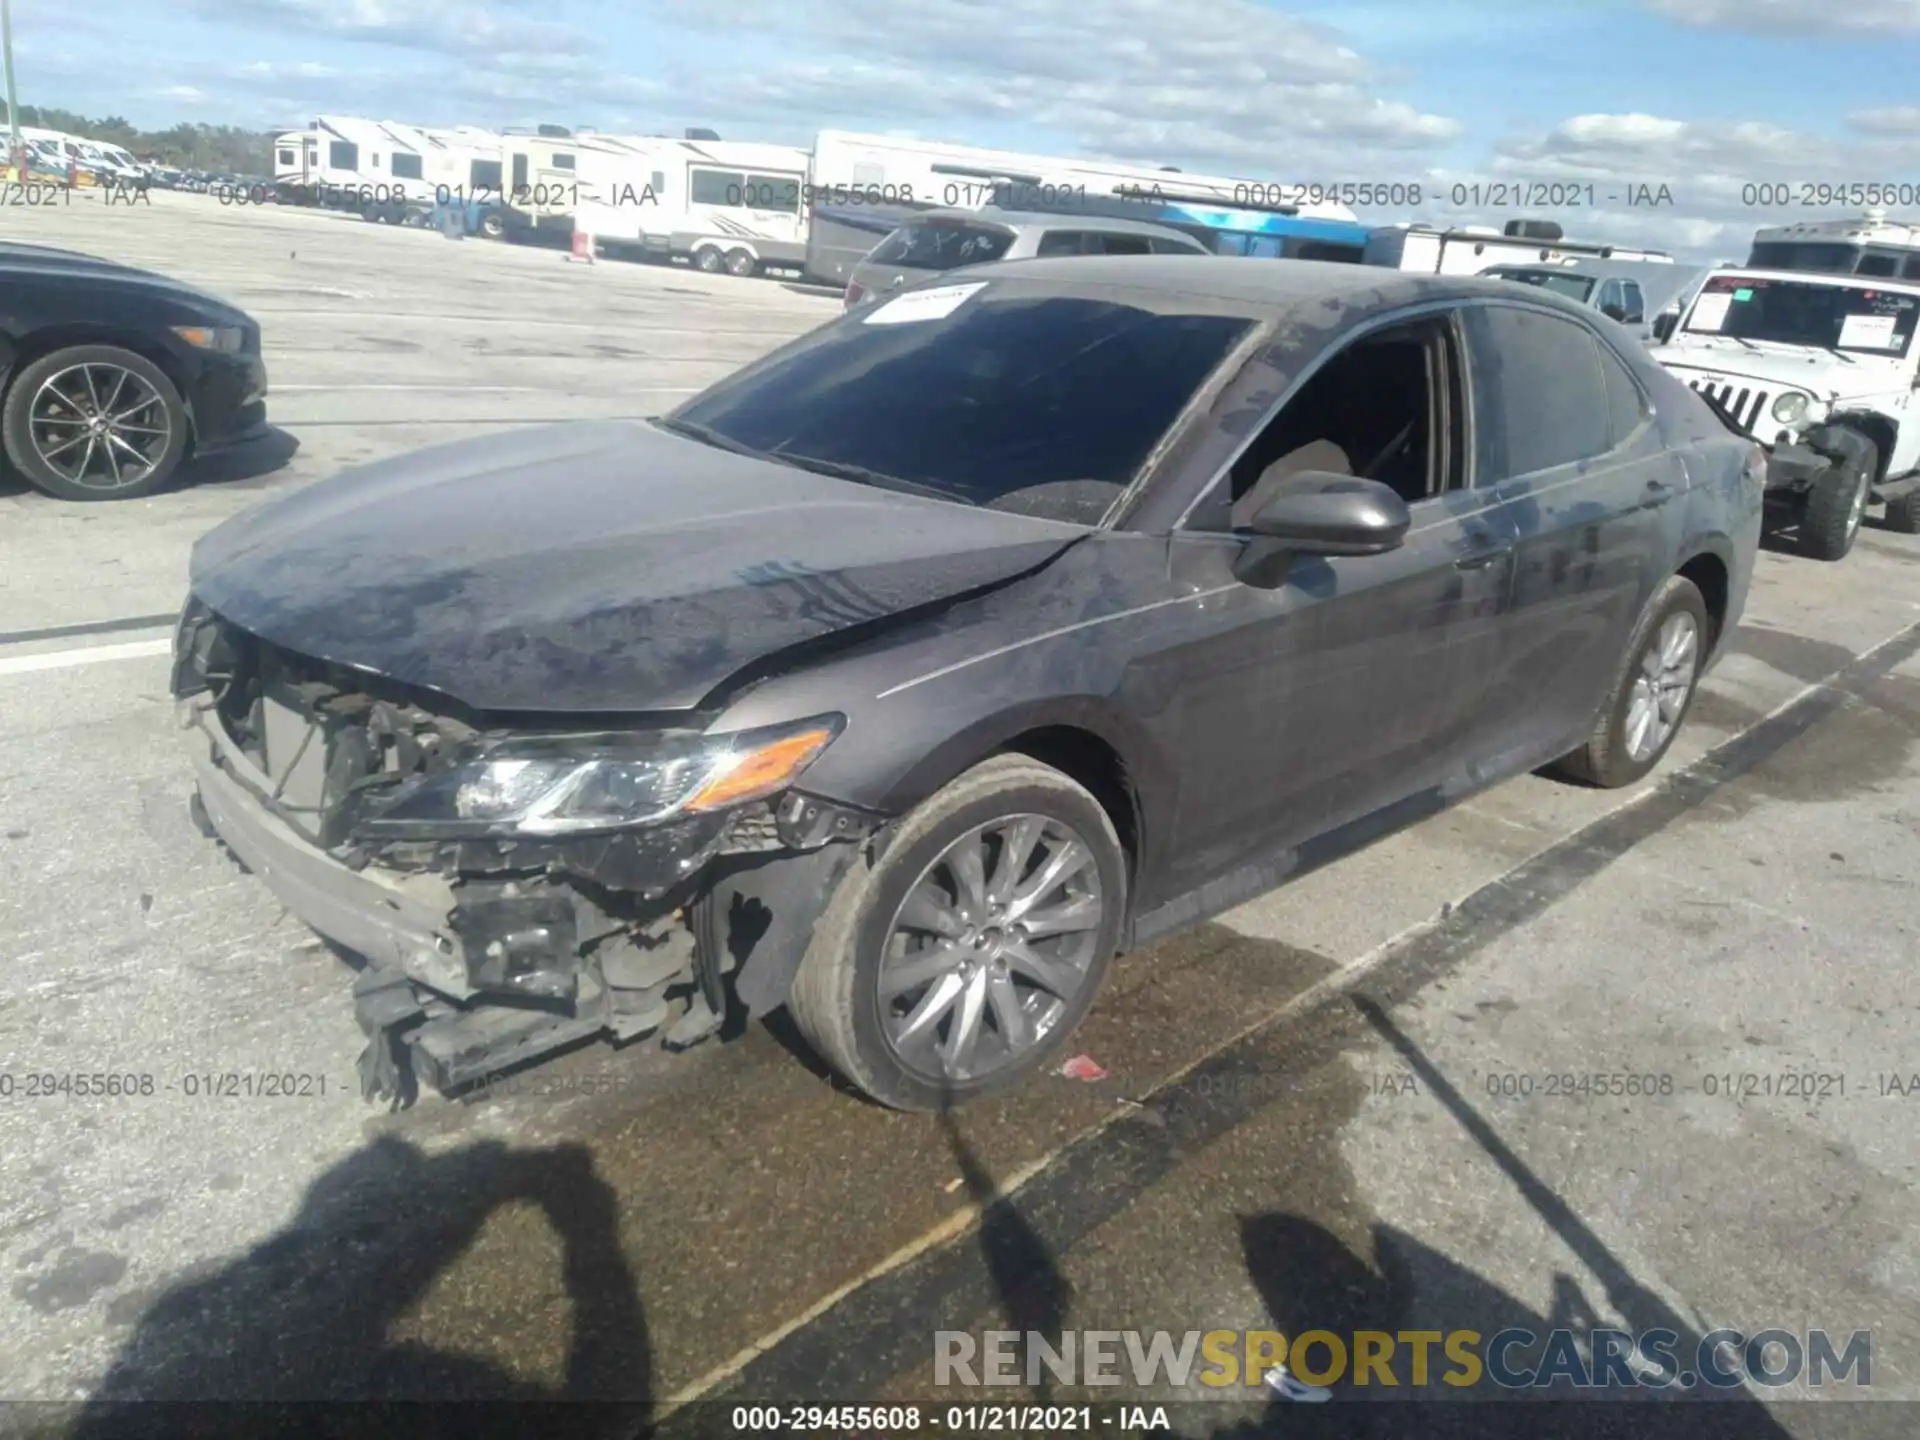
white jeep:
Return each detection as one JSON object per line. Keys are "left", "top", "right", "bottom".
{"left": 1656, "top": 268, "right": 1920, "bottom": 559}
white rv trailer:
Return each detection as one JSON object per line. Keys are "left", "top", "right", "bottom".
{"left": 804, "top": 129, "right": 1334, "bottom": 214}
{"left": 300, "top": 116, "right": 502, "bottom": 215}
{"left": 1745, "top": 211, "right": 1920, "bottom": 280}
{"left": 274, "top": 130, "right": 319, "bottom": 185}
{"left": 1363, "top": 220, "right": 1673, "bottom": 275}
{"left": 575, "top": 137, "right": 812, "bottom": 274}
{"left": 498, "top": 129, "right": 664, "bottom": 240}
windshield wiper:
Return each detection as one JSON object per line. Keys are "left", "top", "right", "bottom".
{"left": 768, "top": 451, "right": 964, "bottom": 503}
{"left": 1822, "top": 345, "right": 1857, "bottom": 364}
{"left": 652, "top": 415, "right": 768, "bottom": 459}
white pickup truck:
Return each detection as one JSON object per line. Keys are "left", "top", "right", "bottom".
{"left": 1656, "top": 268, "right": 1920, "bottom": 559}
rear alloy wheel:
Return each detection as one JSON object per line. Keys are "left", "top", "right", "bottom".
{"left": 788, "top": 754, "right": 1126, "bottom": 1111}
{"left": 1886, "top": 488, "right": 1920, "bottom": 535}
{"left": 693, "top": 246, "right": 724, "bottom": 274}
{"left": 2, "top": 345, "right": 189, "bottom": 501}
{"left": 1549, "top": 574, "right": 1710, "bottom": 789}
{"left": 724, "top": 247, "right": 758, "bottom": 278}
{"left": 1800, "top": 439, "right": 1877, "bottom": 560}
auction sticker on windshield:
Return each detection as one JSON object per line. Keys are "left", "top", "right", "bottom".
{"left": 1838, "top": 313, "right": 1900, "bottom": 350}
{"left": 1690, "top": 292, "right": 1734, "bottom": 331}
{"left": 863, "top": 281, "right": 988, "bottom": 326}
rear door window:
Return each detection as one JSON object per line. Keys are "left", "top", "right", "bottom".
{"left": 1036, "top": 230, "right": 1090, "bottom": 257}
{"left": 1464, "top": 305, "right": 1615, "bottom": 479}
{"left": 1095, "top": 232, "right": 1153, "bottom": 255}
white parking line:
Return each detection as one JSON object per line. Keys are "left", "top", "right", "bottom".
{"left": 0, "top": 638, "right": 173, "bottom": 676}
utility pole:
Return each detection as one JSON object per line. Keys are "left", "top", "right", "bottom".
{"left": 1, "top": 0, "right": 19, "bottom": 182}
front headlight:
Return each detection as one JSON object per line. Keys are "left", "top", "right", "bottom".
{"left": 353, "top": 715, "right": 843, "bottom": 839}
{"left": 1771, "top": 392, "right": 1811, "bottom": 425}
{"left": 171, "top": 325, "right": 246, "bottom": 353}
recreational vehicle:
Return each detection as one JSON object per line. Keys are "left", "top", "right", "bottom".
{"left": 1363, "top": 220, "right": 1673, "bottom": 275}
{"left": 1745, "top": 212, "right": 1920, "bottom": 280}
{"left": 497, "top": 128, "right": 662, "bottom": 241}
{"left": 274, "top": 130, "right": 319, "bottom": 185}
{"left": 294, "top": 117, "right": 501, "bottom": 217}
{"left": 575, "top": 137, "right": 811, "bottom": 274}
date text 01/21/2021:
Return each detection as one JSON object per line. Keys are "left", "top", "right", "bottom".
{"left": 1478, "top": 1071, "right": 1920, "bottom": 1101}
{"left": 0, "top": 1072, "right": 336, "bottom": 1099}
{"left": 726, "top": 1405, "right": 1171, "bottom": 1433}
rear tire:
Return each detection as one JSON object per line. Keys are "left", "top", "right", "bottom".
{"left": 1548, "top": 574, "right": 1709, "bottom": 789}
{"left": 787, "top": 754, "right": 1127, "bottom": 1111}
{"left": 1800, "top": 440, "right": 1876, "bottom": 560}
{"left": 724, "top": 247, "right": 758, "bottom": 278}
{"left": 1886, "top": 488, "right": 1920, "bottom": 535}
{"left": 693, "top": 246, "right": 724, "bottom": 274}
{"left": 480, "top": 211, "right": 504, "bottom": 239}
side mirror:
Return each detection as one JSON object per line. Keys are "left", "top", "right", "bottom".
{"left": 1233, "top": 476, "right": 1410, "bottom": 587}
{"left": 1652, "top": 313, "right": 1678, "bottom": 343}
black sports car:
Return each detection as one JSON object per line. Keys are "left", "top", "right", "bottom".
{"left": 0, "top": 242, "right": 269, "bottom": 500}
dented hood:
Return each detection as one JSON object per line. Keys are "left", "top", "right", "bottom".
{"left": 189, "top": 420, "right": 1085, "bottom": 714}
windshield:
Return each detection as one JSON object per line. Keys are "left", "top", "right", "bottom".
{"left": 1683, "top": 274, "right": 1920, "bottom": 356}
{"left": 868, "top": 219, "right": 1015, "bottom": 271}
{"left": 666, "top": 285, "right": 1255, "bottom": 523}
{"left": 1487, "top": 269, "right": 1595, "bottom": 301}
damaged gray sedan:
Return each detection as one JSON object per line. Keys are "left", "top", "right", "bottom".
{"left": 174, "top": 257, "right": 1761, "bottom": 1110}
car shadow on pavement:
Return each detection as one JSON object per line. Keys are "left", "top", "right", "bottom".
{"left": 1201, "top": 999, "right": 1802, "bottom": 1439}
{"left": 71, "top": 1134, "right": 651, "bottom": 1440}
{"left": 179, "top": 424, "right": 300, "bottom": 491}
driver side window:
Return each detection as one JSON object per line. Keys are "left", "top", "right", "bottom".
{"left": 1185, "top": 312, "right": 1467, "bottom": 533}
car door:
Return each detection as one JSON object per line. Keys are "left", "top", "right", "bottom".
{"left": 1148, "top": 307, "right": 1522, "bottom": 903}
{"left": 1462, "top": 302, "right": 1682, "bottom": 763}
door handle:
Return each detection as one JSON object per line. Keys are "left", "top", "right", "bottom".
{"left": 1639, "top": 480, "right": 1675, "bottom": 510}
{"left": 1454, "top": 526, "right": 1504, "bottom": 570}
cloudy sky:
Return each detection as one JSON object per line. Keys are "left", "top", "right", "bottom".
{"left": 13, "top": 0, "right": 1920, "bottom": 258}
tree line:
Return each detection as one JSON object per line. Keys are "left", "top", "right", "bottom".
{"left": 1, "top": 103, "right": 274, "bottom": 174}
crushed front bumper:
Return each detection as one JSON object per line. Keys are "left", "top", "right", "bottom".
{"left": 180, "top": 693, "right": 877, "bottom": 1105}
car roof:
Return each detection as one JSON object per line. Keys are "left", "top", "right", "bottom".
{"left": 939, "top": 254, "right": 1608, "bottom": 321}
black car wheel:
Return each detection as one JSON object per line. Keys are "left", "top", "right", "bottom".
{"left": 1886, "top": 488, "right": 1920, "bottom": 535}
{"left": 2, "top": 345, "right": 189, "bottom": 501}
{"left": 1549, "top": 574, "right": 1709, "bottom": 789}
{"left": 693, "top": 246, "right": 724, "bottom": 274}
{"left": 480, "top": 211, "right": 505, "bottom": 239}
{"left": 1800, "top": 440, "right": 1876, "bottom": 560}
{"left": 724, "top": 247, "right": 758, "bottom": 278}
{"left": 788, "top": 754, "right": 1126, "bottom": 1111}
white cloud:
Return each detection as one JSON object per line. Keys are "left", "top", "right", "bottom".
{"left": 1644, "top": 0, "right": 1920, "bottom": 33}
{"left": 1849, "top": 105, "right": 1920, "bottom": 136}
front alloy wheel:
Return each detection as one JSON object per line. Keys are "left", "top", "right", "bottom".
{"left": 3, "top": 345, "right": 190, "bottom": 501}
{"left": 788, "top": 754, "right": 1127, "bottom": 1110}
{"left": 878, "top": 814, "right": 1105, "bottom": 1085}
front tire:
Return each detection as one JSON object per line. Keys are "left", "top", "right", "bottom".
{"left": 1549, "top": 574, "right": 1709, "bottom": 789}
{"left": 788, "top": 754, "right": 1127, "bottom": 1111}
{"left": 480, "top": 211, "right": 504, "bottom": 239}
{"left": 693, "top": 245, "right": 724, "bottom": 274}
{"left": 3, "top": 345, "right": 189, "bottom": 501}
{"left": 1800, "top": 440, "right": 1876, "bottom": 560}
